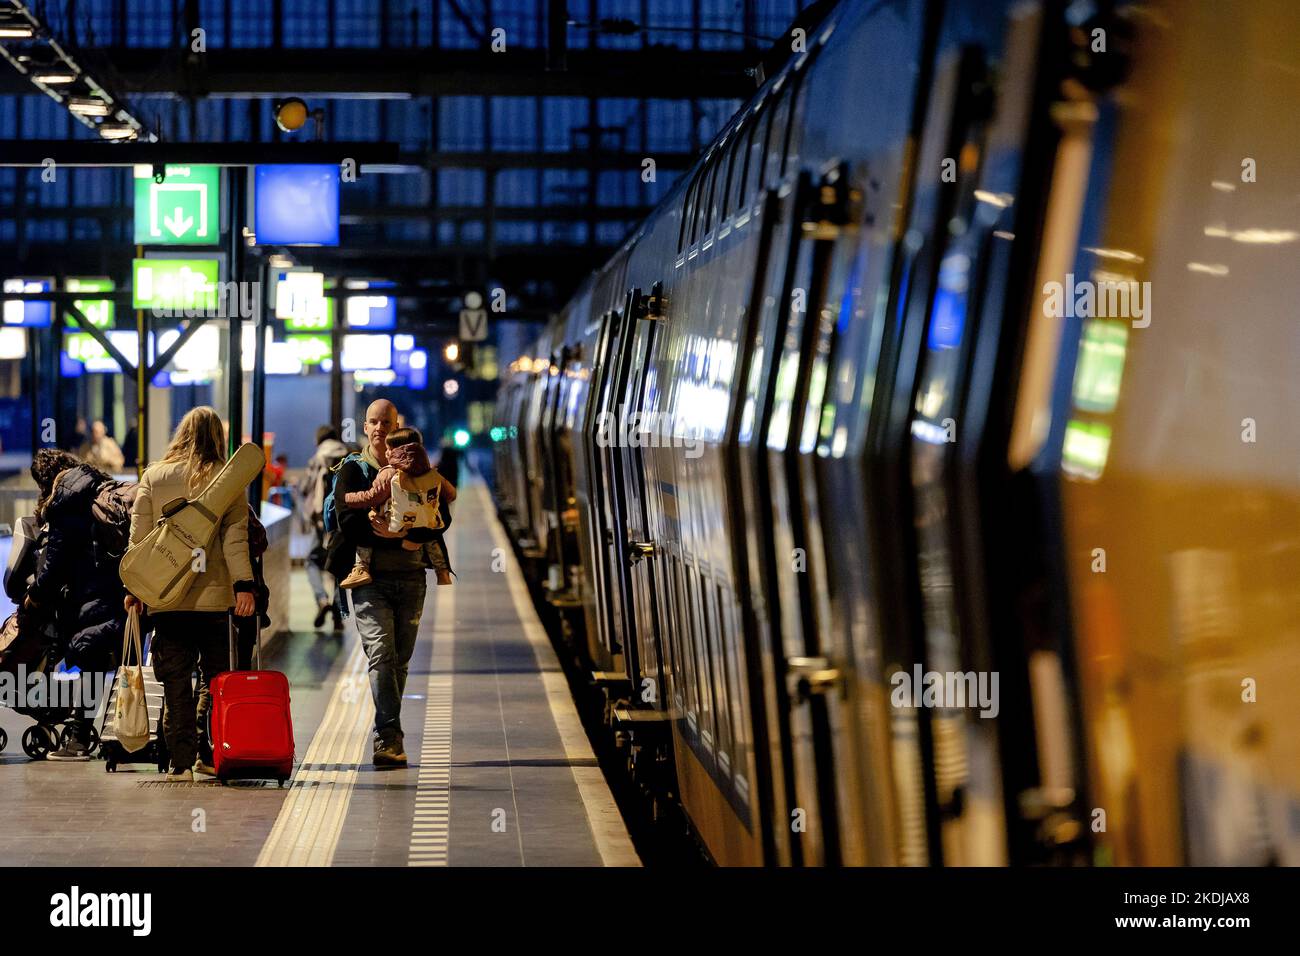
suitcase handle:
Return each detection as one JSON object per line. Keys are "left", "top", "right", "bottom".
{"left": 229, "top": 610, "right": 262, "bottom": 671}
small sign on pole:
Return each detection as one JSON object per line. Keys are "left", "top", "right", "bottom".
{"left": 459, "top": 308, "right": 488, "bottom": 342}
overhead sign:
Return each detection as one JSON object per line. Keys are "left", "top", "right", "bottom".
{"left": 276, "top": 271, "right": 329, "bottom": 329}
{"left": 285, "top": 333, "right": 332, "bottom": 365}
{"left": 459, "top": 308, "right": 488, "bottom": 342}
{"left": 132, "top": 259, "right": 219, "bottom": 312}
{"left": 253, "top": 164, "right": 340, "bottom": 246}
{"left": 134, "top": 164, "right": 220, "bottom": 245}
{"left": 343, "top": 280, "right": 396, "bottom": 330}
{"left": 341, "top": 333, "right": 392, "bottom": 371}
{"left": 64, "top": 330, "right": 142, "bottom": 373}
{"left": 67, "top": 277, "right": 115, "bottom": 328}
{"left": 2, "top": 277, "right": 53, "bottom": 327}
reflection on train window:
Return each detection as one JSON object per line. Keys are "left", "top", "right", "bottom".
{"left": 1062, "top": 419, "right": 1112, "bottom": 481}
{"left": 1071, "top": 320, "right": 1128, "bottom": 413}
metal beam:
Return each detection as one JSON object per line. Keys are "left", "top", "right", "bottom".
{"left": 0, "top": 48, "right": 759, "bottom": 99}
{"left": 63, "top": 302, "right": 138, "bottom": 378}
{"left": 0, "top": 140, "right": 401, "bottom": 167}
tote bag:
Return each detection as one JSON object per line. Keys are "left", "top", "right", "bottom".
{"left": 113, "top": 610, "right": 150, "bottom": 754}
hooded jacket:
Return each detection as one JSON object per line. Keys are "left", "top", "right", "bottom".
{"left": 128, "top": 459, "right": 255, "bottom": 612}
{"left": 27, "top": 464, "right": 125, "bottom": 670}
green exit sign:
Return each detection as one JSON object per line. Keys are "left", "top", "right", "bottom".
{"left": 133, "top": 164, "right": 221, "bottom": 245}
{"left": 132, "top": 259, "right": 219, "bottom": 312}
{"left": 66, "top": 277, "right": 115, "bottom": 328}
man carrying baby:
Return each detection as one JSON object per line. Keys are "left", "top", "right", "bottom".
{"left": 337, "top": 425, "right": 455, "bottom": 589}
{"left": 331, "top": 399, "right": 453, "bottom": 768}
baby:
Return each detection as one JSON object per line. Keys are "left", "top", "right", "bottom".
{"left": 338, "top": 426, "right": 455, "bottom": 588}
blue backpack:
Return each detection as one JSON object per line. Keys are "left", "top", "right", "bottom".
{"left": 322, "top": 453, "right": 374, "bottom": 534}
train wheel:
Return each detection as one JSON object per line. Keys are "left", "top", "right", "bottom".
{"left": 0, "top": 727, "right": 7, "bottom": 752}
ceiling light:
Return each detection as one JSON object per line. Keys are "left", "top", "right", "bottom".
{"left": 33, "top": 69, "right": 78, "bottom": 84}
{"left": 68, "top": 97, "right": 112, "bottom": 116}
{"left": 97, "top": 123, "right": 138, "bottom": 141}
{"left": 0, "top": 24, "right": 36, "bottom": 39}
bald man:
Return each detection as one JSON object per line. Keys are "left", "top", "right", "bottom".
{"left": 328, "top": 399, "right": 429, "bottom": 767}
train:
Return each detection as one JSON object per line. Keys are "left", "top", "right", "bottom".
{"left": 492, "top": 0, "right": 1300, "bottom": 866}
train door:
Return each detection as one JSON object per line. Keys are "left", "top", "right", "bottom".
{"left": 732, "top": 74, "right": 810, "bottom": 865}
{"left": 763, "top": 162, "right": 859, "bottom": 867}
{"left": 583, "top": 309, "right": 627, "bottom": 669}
{"left": 544, "top": 344, "right": 582, "bottom": 603}
{"left": 614, "top": 287, "right": 668, "bottom": 705}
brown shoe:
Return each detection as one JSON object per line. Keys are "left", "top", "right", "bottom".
{"left": 339, "top": 564, "right": 373, "bottom": 589}
{"left": 373, "top": 734, "right": 407, "bottom": 768}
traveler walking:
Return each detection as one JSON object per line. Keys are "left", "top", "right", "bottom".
{"left": 78, "top": 420, "right": 125, "bottom": 473}
{"left": 123, "top": 407, "right": 257, "bottom": 782}
{"left": 327, "top": 399, "right": 431, "bottom": 768}
{"left": 299, "top": 425, "right": 349, "bottom": 629}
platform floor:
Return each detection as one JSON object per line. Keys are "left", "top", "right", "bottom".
{"left": 0, "top": 478, "right": 639, "bottom": 868}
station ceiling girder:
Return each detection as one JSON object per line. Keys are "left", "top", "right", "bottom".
{"left": 0, "top": 48, "right": 760, "bottom": 100}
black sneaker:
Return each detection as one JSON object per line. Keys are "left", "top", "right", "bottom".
{"left": 313, "top": 602, "right": 330, "bottom": 629}
{"left": 46, "top": 742, "right": 92, "bottom": 762}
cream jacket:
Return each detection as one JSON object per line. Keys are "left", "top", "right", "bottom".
{"left": 128, "top": 460, "right": 254, "bottom": 612}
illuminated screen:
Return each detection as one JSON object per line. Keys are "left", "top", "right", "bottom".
{"left": 341, "top": 334, "right": 392, "bottom": 371}
{"left": 254, "top": 164, "right": 340, "bottom": 246}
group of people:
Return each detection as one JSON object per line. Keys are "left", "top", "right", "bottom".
{"left": 7, "top": 397, "right": 457, "bottom": 777}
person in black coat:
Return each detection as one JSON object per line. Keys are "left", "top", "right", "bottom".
{"left": 24, "top": 449, "right": 128, "bottom": 760}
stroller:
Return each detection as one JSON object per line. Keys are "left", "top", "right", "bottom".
{"left": 1, "top": 513, "right": 107, "bottom": 760}
{"left": 0, "top": 606, "right": 91, "bottom": 759}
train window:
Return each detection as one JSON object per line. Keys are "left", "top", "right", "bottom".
{"left": 700, "top": 153, "right": 720, "bottom": 238}
{"left": 717, "top": 130, "right": 739, "bottom": 222}
{"left": 678, "top": 168, "right": 702, "bottom": 252}
{"left": 730, "top": 120, "right": 753, "bottom": 214}
{"left": 764, "top": 87, "right": 794, "bottom": 188}
{"left": 671, "top": 555, "right": 699, "bottom": 723}
{"left": 745, "top": 104, "right": 771, "bottom": 201}
{"left": 706, "top": 582, "right": 734, "bottom": 775}
{"left": 779, "top": 78, "right": 809, "bottom": 180}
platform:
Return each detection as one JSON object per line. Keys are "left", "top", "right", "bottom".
{"left": 0, "top": 477, "right": 639, "bottom": 868}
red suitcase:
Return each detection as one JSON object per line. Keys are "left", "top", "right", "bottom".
{"left": 211, "top": 614, "right": 294, "bottom": 786}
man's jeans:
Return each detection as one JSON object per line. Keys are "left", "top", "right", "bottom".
{"left": 349, "top": 571, "right": 427, "bottom": 739}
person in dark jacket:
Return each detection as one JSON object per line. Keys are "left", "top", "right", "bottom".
{"left": 23, "top": 448, "right": 127, "bottom": 761}
{"left": 327, "top": 400, "right": 433, "bottom": 768}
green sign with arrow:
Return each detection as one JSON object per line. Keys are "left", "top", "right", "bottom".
{"left": 133, "top": 164, "right": 221, "bottom": 245}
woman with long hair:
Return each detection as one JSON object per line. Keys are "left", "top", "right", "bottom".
{"left": 124, "top": 406, "right": 255, "bottom": 782}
